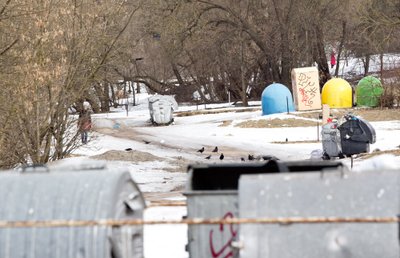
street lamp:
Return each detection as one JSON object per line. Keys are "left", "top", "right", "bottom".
{"left": 131, "top": 57, "right": 144, "bottom": 106}
{"left": 134, "top": 57, "right": 143, "bottom": 93}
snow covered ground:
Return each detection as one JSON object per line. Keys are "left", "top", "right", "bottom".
{"left": 333, "top": 53, "right": 400, "bottom": 79}
{"left": 69, "top": 94, "right": 400, "bottom": 258}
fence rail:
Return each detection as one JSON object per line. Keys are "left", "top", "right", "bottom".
{"left": 1, "top": 216, "right": 399, "bottom": 228}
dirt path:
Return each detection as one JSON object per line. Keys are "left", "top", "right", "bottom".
{"left": 95, "top": 126, "right": 254, "bottom": 163}
{"left": 95, "top": 127, "right": 154, "bottom": 143}
{"left": 93, "top": 126, "right": 260, "bottom": 203}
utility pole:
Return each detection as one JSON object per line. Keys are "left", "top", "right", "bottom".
{"left": 240, "top": 0, "right": 250, "bottom": 107}
{"left": 134, "top": 57, "right": 143, "bottom": 94}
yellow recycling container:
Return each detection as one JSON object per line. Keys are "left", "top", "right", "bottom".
{"left": 321, "top": 78, "right": 352, "bottom": 108}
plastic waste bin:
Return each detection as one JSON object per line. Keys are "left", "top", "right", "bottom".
{"left": 321, "top": 121, "right": 344, "bottom": 159}
{"left": 338, "top": 114, "right": 376, "bottom": 156}
{"left": 0, "top": 165, "right": 146, "bottom": 258}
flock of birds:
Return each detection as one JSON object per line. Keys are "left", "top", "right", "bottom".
{"left": 196, "top": 146, "right": 223, "bottom": 160}
{"left": 125, "top": 140, "right": 278, "bottom": 162}
{"left": 124, "top": 140, "right": 151, "bottom": 151}
{"left": 196, "top": 146, "right": 278, "bottom": 162}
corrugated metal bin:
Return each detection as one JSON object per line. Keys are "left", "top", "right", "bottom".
{"left": 239, "top": 169, "right": 399, "bottom": 258}
{"left": 184, "top": 160, "right": 344, "bottom": 258}
{"left": 184, "top": 161, "right": 287, "bottom": 258}
{"left": 148, "top": 95, "right": 178, "bottom": 125}
{"left": 0, "top": 166, "right": 145, "bottom": 258}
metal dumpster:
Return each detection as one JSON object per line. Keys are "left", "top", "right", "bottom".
{"left": 148, "top": 95, "right": 178, "bottom": 125}
{"left": 184, "top": 160, "right": 344, "bottom": 258}
{"left": 284, "top": 160, "right": 347, "bottom": 172}
{"left": 184, "top": 161, "right": 286, "bottom": 258}
{"left": 238, "top": 169, "right": 399, "bottom": 258}
{"left": 0, "top": 166, "right": 146, "bottom": 258}
{"left": 338, "top": 114, "right": 376, "bottom": 156}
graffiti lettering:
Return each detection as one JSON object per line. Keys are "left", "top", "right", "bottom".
{"left": 297, "top": 73, "right": 317, "bottom": 107}
{"left": 209, "top": 212, "right": 238, "bottom": 258}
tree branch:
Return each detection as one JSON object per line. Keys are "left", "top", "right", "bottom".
{"left": 0, "top": 39, "right": 18, "bottom": 56}
{"left": 0, "top": 0, "right": 12, "bottom": 17}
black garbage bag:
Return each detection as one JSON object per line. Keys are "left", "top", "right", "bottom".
{"left": 338, "top": 114, "right": 376, "bottom": 156}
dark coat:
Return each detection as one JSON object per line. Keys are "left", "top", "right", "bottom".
{"left": 78, "top": 111, "right": 92, "bottom": 132}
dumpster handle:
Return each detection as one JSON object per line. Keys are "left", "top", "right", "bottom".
{"left": 20, "top": 164, "right": 49, "bottom": 173}
{"left": 124, "top": 193, "right": 141, "bottom": 212}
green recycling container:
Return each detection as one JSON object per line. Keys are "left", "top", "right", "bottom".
{"left": 356, "top": 76, "right": 384, "bottom": 107}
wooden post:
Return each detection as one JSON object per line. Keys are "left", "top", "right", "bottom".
{"left": 286, "top": 97, "right": 289, "bottom": 114}
{"left": 351, "top": 155, "right": 354, "bottom": 169}
{"left": 322, "top": 104, "right": 330, "bottom": 125}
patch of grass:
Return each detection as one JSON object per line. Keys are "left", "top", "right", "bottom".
{"left": 356, "top": 149, "right": 400, "bottom": 159}
{"left": 235, "top": 118, "right": 318, "bottom": 128}
{"left": 219, "top": 120, "right": 233, "bottom": 127}
{"left": 175, "top": 107, "right": 261, "bottom": 117}
{"left": 350, "top": 108, "right": 400, "bottom": 121}
{"left": 296, "top": 108, "right": 400, "bottom": 122}
{"left": 272, "top": 140, "right": 320, "bottom": 144}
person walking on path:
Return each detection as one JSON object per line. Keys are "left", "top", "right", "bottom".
{"left": 330, "top": 51, "right": 336, "bottom": 68}
{"left": 78, "top": 109, "right": 92, "bottom": 144}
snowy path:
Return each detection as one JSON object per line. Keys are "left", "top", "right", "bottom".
{"left": 70, "top": 103, "right": 400, "bottom": 258}
{"left": 94, "top": 111, "right": 321, "bottom": 161}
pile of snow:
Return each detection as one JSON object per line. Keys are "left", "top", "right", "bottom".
{"left": 353, "top": 154, "right": 400, "bottom": 172}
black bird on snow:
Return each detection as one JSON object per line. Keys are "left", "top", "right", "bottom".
{"left": 248, "top": 154, "right": 255, "bottom": 161}
{"left": 212, "top": 146, "right": 218, "bottom": 153}
{"left": 143, "top": 140, "right": 151, "bottom": 144}
{"left": 240, "top": 157, "right": 245, "bottom": 162}
{"left": 197, "top": 147, "right": 205, "bottom": 153}
{"left": 261, "top": 155, "right": 279, "bottom": 161}
{"left": 219, "top": 153, "right": 224, "bottom": 160}
{"left": 205, "top": 155, "right": 211, "bottom": 160}
{"left": 125, "top": 148, "right": 133, "bottom": 151}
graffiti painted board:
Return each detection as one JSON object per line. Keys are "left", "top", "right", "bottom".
{"left": 291, "top": 67, "right": 322, "bottom": 110}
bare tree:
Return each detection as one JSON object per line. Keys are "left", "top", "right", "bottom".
{"left": 0, "top": 0, "right": 142, "bottom": 168}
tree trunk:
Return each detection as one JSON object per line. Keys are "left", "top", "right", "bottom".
{"left": 379, "top": 52, "right": 384, "bottom": 81}
{"left": 240, "top": 32, "right": 248, "bottom": 106}
{"left": 364, "top": 54, "right": 370, "bottom": 76}
{"left": 312, "top": 25, "right": 331, "bottom": 90}
{"left": 335, "top": 21, "right": 347, "bottom": 77}
{"left": 86, "top": 93, "right": 100, "bottom": 113}
{"left": 94, "top": 82, "right": 110, "bottom": 112}
{"left": 269, "top": 59, "right": 281, "bottom": 83}
{"left": 109, "top": 83, "right": 118, "bottom": 108}
{"left": 171, "top": 62, "right": 185, "bottom": 88}
{"left": 280, "top": 29, "right": 292, "bottom": 89}
{"left": 103, "top": 82, "right": 110, "bottom": 112}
